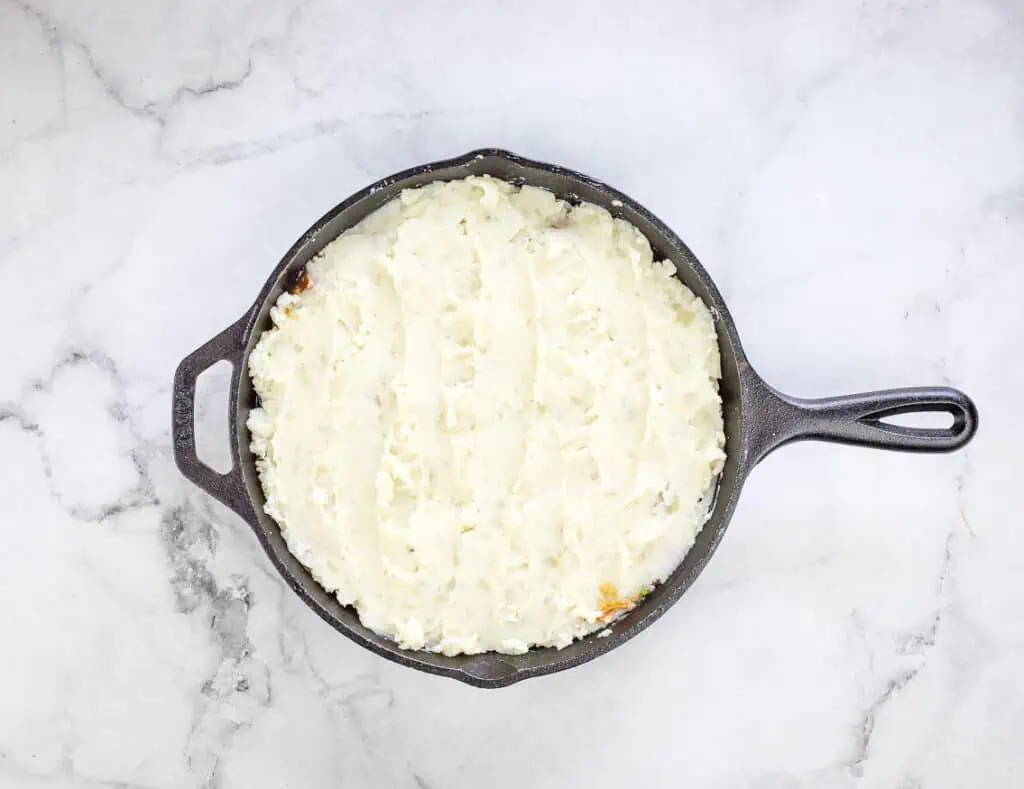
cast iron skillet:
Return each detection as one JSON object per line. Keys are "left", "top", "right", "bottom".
{"left": 172, "top": 149, "right": 978, "bottom": 688}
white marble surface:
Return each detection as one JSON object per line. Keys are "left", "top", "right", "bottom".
{"left": 2, "top": 0, "right": 1023, "bottom": 786}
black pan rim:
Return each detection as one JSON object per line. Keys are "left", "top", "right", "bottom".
{"left": 209, "top": 148, "right": 753, "bottom": 687}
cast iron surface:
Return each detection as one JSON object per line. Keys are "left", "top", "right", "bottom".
{"left": 172, "top": 149, "right": 978, "bottom": 688}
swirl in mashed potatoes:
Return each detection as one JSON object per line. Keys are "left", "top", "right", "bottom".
{"left": 247, "top": 176, "right": 725, "bottom": 656}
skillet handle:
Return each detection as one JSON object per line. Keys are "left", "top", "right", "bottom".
{"left": 172, "top": 314, "right": 256, "bottom": 520}
{"left": 744, "top": 374, "right": 978, "bottom": 465}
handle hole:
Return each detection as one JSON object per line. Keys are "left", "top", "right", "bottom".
{"left": 194, "top": 360, "right": 234, "bottom": 474}
{"left": 878, "top": 410, "right": 954, "bottom": 430}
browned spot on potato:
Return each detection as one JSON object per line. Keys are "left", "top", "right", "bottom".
{"left": 288, "top": 268, "right": 313, "bottom": 295}
{"left": 597, "top": 583, "right": 639, "bottom": 623}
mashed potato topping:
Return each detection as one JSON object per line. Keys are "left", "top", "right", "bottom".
{"left": 247, "top": 176, "right": 725, "bottom": 655}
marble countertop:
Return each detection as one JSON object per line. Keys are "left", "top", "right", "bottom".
{"left": 3, "top": 1, "right": 1023, "bottom": 787}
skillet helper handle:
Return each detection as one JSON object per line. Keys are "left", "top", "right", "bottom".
{"left": 172, "top": 314, "right": 255, "bottom": 520}
{"left": 746, "top": 379, "right": 978, "bottom": 464}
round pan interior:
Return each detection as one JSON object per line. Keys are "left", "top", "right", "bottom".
{"left": 223, "top": 149, "right": 753, "bottom": 687}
